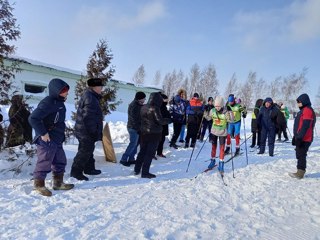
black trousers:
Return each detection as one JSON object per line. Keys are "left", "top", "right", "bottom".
{"left": 185, "top": 123, "right": 199, "bottom": 145}
{"left": 135, "top": 140, "right": 159, "bottom": 175}
{"left": 296, "top": 142, "right": 311, "bottom": 171}
{"left": 157, "top": 132, "right": 166, "bottom": 155}
{"left": 72, "top": 138, "right": 96, "bottom": 171}
{"left": 171, "top": 122, "right": 183, "bottom": 144}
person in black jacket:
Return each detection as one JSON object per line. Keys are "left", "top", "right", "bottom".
{"left": 250, "top": 99, "right": 263, "bottom": 148}
{"left": 156, "top": 93, "right": 171, "bottom": 158}
{"left": 134, "top": 92, "right": 172, "bottom": 178}
{"left": 120, "top": 91, "right": 146, "bottom": 166}
{"left": 70, "top": 78, "right": 105, "bottom": 181}
{"left": 257, "top": 97, "right": 280, "bottom": 156}
{"left": 29, "top": 78, "right": 74, "bottom": 196}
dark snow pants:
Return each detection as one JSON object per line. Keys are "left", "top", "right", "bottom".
{"left": 185, "top": 123, "right": 199, "bottom": 145}
{"left": 33, "top": 139, "right": 67, "bottom": 180}
{"left": 295, "top": 142, "right": 311, "bottom": 171}
{"left": 72, "top": 137, "right": 96, "bottom": 171}
{"left": 259, "top": 127, "right": 276, "bottom": 155}
{"left": 134, "top": 140, "right": 159, "bottom": 175}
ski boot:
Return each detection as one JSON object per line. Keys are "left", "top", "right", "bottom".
{"left": 218, "top": 161, "right": 224, "bottom": 174}
{"left": 207, "top": 159, "right": 216, "bottom": 170}
{"left": 234, "top": 147, "right": 240, "bottom": 156}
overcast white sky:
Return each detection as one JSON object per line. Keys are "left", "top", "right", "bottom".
{"left": 10, "top": 0, "right": 320, "bottom": 99}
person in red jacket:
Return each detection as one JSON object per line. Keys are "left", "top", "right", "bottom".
{"left": 289, "top": 93, "right": 316, "bottom": 179}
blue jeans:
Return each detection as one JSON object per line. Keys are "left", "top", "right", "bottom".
{"left": 179, "top": 125, "right": 186, "bottom": 141}
{"left": 121, "top": 128, "right": 139, "bottom": 162}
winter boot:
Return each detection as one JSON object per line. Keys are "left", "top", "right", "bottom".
{"left": 190, "top": 142, "right": 196, "bottom": 148}
{"left": 52, "top": 174, "right": 74, "bottom": 190}
{"left": 199, "top": 135, "right": 204, "bottom": 143}
{"left": 289, "top": 169, "right": 306, "bottom": 179}
{"left": 70, "top": 167, "right": 89, "bottom": 181}
{"left": 224, "top": 146, "right": 230, "bottom": 154}
{"left": 184, "top": 143, "right": 189, "bottom": 148}
{"left": 170, "top": 143, "right": 178, "bottom": 149}
{"left": 84, "top": 169, "right": 102, "bottom": 175}
{"left": 207, "top": 159, "right": 216, "bottom": 169}
{"left": 34, "top": 179, "right": 52, "bottom": 197}
{"left": 234, "top": 147, "right": 240, "bottom": 156}
{"left": 218, "top": 161, "right": 224, "bottom": 174}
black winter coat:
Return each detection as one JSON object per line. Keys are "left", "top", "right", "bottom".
{"left": 127, "top": 99, "right": 143, "bottom": 131}
{"left": 257, "top": 104, "right": 279, "bottom": 131}
{"left": 140, "top": 92, "right": 172, "bottom": 142}
{"left": 75, "top": 89, "right": 103, "bottom": 142}
{"left": 29, "top": 78, "right": 69, "bottom": 144}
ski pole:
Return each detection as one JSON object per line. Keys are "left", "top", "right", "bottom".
{"left": 243, "top": 117, "right": 249, "bottom": 165}
{"left": 194, "top": 134, "right": 209, "bottom": 161}
{"left": 186, "top": 145, "right": 196, "bottom": 172}
{"left": 229, "top": 137, "right": 235, "bottom": 178}
{"left": 286, "top": 126, "right": 292, "bottom": 138}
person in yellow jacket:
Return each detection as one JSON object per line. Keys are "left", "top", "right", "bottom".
{"left": 225, "top": 94, "right": 247, "bottom": 156}
{"left": 207, "top": 96, "right": 230, "bottom": 175}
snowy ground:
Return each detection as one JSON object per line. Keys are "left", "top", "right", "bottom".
{"left": 0, "top": 107, "right": 320, "bottom": 240}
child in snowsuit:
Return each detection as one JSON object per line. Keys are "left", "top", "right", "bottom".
{"left": 29, "top": 78, "right": 74, "bottom": 197}
{"left": 207, "top": 96, "right": 230, "bottom": 175}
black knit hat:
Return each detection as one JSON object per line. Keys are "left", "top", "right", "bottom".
{"left": 208, "top": 97, "right": 213, "bottom": 102}
{"left": 87, "top": 78, "right": 105, "bottom": 87}
{"left": 193, "top": 92, "right": 199, "bottom": 98}
{"left": 135, "top": 91, "right": 146, "bottom": 100}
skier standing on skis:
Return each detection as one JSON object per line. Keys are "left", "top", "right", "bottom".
{"left": 224, "top": 94, "right": 247, "bottom": 156}
{"left": 207, "top": 96, "right": 230, "bottom": 175}
{"left": 289, "top": 93, "right": 316, "bottom": 179}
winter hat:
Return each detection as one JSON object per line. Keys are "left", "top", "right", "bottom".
{"left": 214, "top": 96, "right": 224, "bottom": 107}
{"left": 60, "top": 86, "right": 69, "bottom": 94}
{"left": 228, "top": 95, "right": 235, "bottom": 103}
{"left": 264, "top": 97, "right": 273, "bottom": 104}
{"left": 87, "top": 78, "right": 105, "bottom": 87}
{"left": 135, "top": 91, "right": 146, "bottom": 100}
{"left": 208, "top": 97, "right": 213, "bottom": 102}
{"left": 193, "top": 92, "right": 199, "bottom": 98}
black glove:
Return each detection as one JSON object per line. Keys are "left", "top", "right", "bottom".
{"left": 295, "top": 137, "right": 303, "bottom": 147}
{"left": 226, "top": 106, "right": 232, "bottom": 111}
{"left": 242, "top": 113, "right": 247, "bottom": 118}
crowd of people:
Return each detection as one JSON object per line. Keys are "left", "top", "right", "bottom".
{"left": 0, "top": 78, "right": 316, "bottom": 196}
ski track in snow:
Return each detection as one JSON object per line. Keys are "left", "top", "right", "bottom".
{"left": 1, "top": 119, "right": 320, "bottom": 239}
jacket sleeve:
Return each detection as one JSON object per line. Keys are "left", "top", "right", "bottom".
{"left": 28, "top": 101, "right": 51, "bottom": 136}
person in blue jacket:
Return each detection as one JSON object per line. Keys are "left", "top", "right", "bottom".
{"left": 29, "top": 78, "right": 74, "bottom": 196}
{"left": 70, "top": 78, "right": 105, "bottom": 181}
{"left": 257, "top": 97, "right": 280, "bottom": 156}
